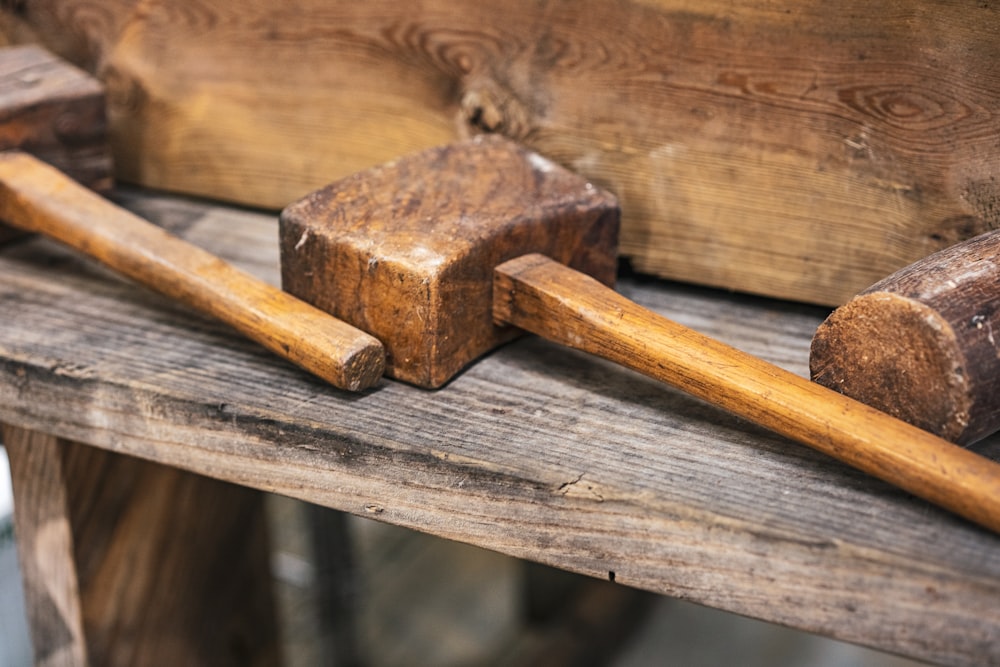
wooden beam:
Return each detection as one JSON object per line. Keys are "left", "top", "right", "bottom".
{"left": 5, "top": 1, "right": 1000, "bottom": 305}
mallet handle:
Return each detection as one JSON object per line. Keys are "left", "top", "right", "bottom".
{"left": 0, "top": 152, "right": 384, "bottom": 391}
{"left": 494, "top": 253, "right": 1000, "bottom": 534}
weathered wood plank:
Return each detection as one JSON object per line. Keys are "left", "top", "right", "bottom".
{"left": 4, "top": 1, "right": 1000, "bottom": 304}
{"left": 3, "top": 421, "right": 282, "bottom": 666}
{"left": 0, "top": 190, "right": 998, "bottom": 664}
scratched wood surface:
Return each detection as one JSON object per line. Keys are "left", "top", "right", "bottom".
{"left": 0, "top": 190, "right": 999, "bottom": 665}
{"left": 4, "top": 1, "right": 1000, "bottom": 305}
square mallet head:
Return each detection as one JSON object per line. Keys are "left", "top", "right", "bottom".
{"left": 279, "top": 135, "right": 619, "bottom": 388}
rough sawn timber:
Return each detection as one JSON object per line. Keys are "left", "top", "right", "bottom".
{"left": 4, "top": 1, "right": 1000, "bottom": 305}
{"left": 0, "top": 190, "right": 998, "bottom": 664}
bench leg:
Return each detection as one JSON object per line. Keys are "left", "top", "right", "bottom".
{"left": 2, "top": 424, "right": 281, "bottom": 667}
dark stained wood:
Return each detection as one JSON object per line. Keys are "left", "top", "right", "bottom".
{"left": 0, "top": 151, "right": 384, "bottom": 391}
{"left": 0, "top": 44, "right": 110, "bottom": 192}
{"left": 5, "top": 1, "right": 1000, "bottom": 305}
{"left": 303, "top": 503, "right": 361, "bottom": 667}
{"left": 503, "top": 579, "right": 656, "bottom": 667}
{"left": 280, "top": 136, "right": 618, "bottom": 388}
{"left": 0, "top": 43, "right": 112, "bottom": 243}
{"left": 811, "top": 230, "right": 1000, "bottom": 445}
{"left": 3, "top": 423, "right": 282, "bottom": 666}
{"left": 2, "top": 189, "right": 1000, "bottom": 665}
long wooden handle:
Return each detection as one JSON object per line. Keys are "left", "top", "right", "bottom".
{"left": 0, "top": 151, "right": 384, "bottom": 391}
{"left": 494, "top": 253, "right": 1000, "bottom": 534}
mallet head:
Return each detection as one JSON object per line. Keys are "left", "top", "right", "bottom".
{"left": 280, "top": 135, "right": 619, "bottom": 388}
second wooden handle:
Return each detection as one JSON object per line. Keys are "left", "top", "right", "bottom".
{"left": 494, "top": 253, "right": 1000, "bottom": 535}
{"left": 0, "top": 151, "right": 384, "bottom": 391}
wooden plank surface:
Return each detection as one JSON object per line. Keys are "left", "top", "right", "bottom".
{"left": 0, "top": 190, "right": 998, "bottom": 665}
{"left": 4, "top": 1, "right": 1000, "bottom": 306}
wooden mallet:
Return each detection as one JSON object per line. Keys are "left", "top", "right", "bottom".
{"left": 281, "top": 135, "right": 1000, "bottom": 535}
{"left": 0, "top": 45, "right": 384, "bottom": 390}
{"left": 811, "top": 229, "right": 1000, "bottom": 446}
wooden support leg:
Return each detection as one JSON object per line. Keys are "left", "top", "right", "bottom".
{"left": 516, "top": 562, "right": 656, "bottom": 666}
{"left": 305, "top": 503, "right": 360, "bottom": 667}
{"left": 2, "top": 424, "right": 281, "bottom": 667}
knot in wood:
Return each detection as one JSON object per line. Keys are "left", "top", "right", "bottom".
{"left": 459, "top": 77, "right": 532, "bottom": 141}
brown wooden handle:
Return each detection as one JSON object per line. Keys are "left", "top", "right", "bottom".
{"left": 811, "top": 230, "right": 1000, "bottom": 445}
{"left": 494, "top": 253, "right": 1000, "bottom": 535}
{"left": 0, "top": 151, "right": 384, "bottom": 391}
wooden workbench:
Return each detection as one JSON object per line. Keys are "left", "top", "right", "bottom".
{"left": 1, "top": 189, "right": 998, "bottom": 666}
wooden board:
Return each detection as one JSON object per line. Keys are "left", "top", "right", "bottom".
{"left": 0, "top": 189, "right": 998, "bottom": 664}
{"left": 4, "top": 1, "right": 1000, "bottom": 305}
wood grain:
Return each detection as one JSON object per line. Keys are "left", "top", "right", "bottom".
{"left": 0, "top": 43, "right": 112, "bottom": 244}
{"left": 0, "top": 44, "right": 111, "bottom": 192}
{"left": 493, "top": 253, "right": 1000, "bottom": 535}
{"left": 5, "top": 1, "right": 1000, "bottom": 305}
{"left": 280, "top": 136, "right": 619, "bottom": 388}
{"left": 0, "top": 151, "right": 385, "bottom": 391}
{"left": 1, "top": 189, "right": 999, "bottom": 664}
{"left": 3, "top": 423, "right": 281, "bottom": 666}
{"left": 812, "top": 229, "right": 1000, "bottom": 445}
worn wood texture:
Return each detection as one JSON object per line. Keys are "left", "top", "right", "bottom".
{"left": 811, "top": 229, "right": 1000, "bottom": 446}
{"left": 0, "top": 151, "right": 384, "bottom": 391}
{"left": 0, "top": 44, "right": 110, "bottom": 191}
{"left": 2, "top": 423, "right": 281, "bottom": 666}
{"left": 4, "top": 2, "right": 1000, "bottom": 305}
{"left": 280, "top": 136, "right": 618, "bottom": 387}
{"left": 1, "top": 190, "right": 999, "bottom": 665}
{"left": 0, "top": 43, "right": 111, "bottom": 243}
{"left": 493, "top": 253, "right": 1000, "bottom": 535}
